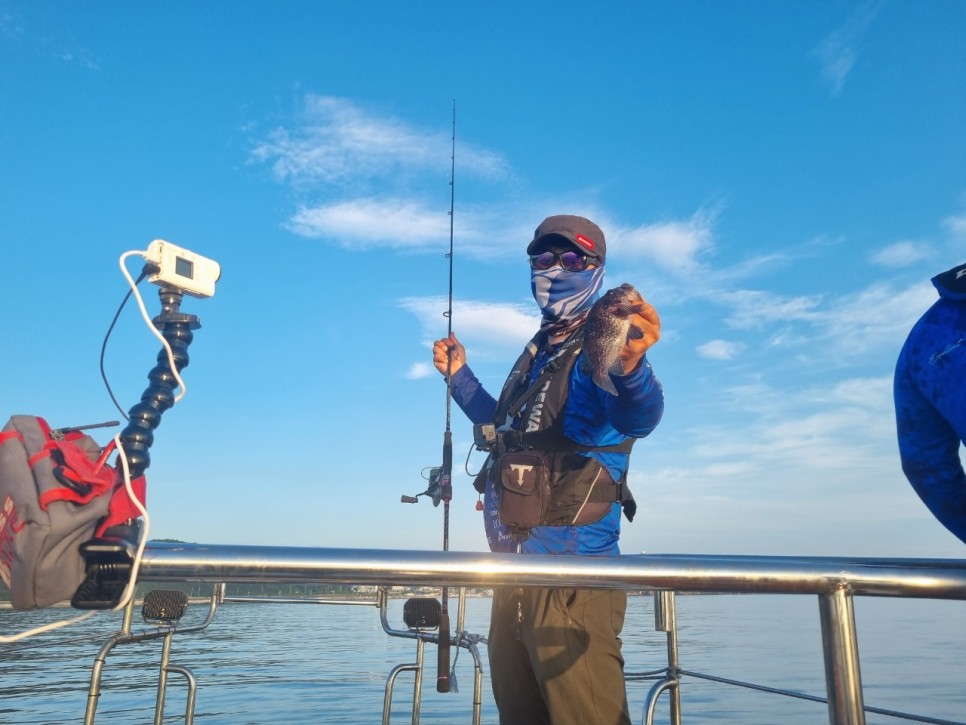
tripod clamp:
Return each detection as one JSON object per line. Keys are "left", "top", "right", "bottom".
{"left": 72, "top": 286, "right": 200, "bottom": 609}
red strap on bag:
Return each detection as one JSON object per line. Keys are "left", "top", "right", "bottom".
{"left": 34, "top": 439, "right": 117, "bottom": 510}
{"left": 0, "top": 431, "right": 22, "bottom": 446}
{"left": 95, "top": 475, "right": 147, "bottom": 537}
{"left": 35, "top": 432, "right": 148, "bottom": 533}
{"left": 7, "top": 414, "right": 148, "bottom": 533}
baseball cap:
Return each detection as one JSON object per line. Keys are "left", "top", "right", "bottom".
{"left": 527, "top": 214, "right": 606, "bottom": 263}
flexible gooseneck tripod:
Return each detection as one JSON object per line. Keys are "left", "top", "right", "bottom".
{"left": 72, "top": 286, "right": 200, "bottom": 609}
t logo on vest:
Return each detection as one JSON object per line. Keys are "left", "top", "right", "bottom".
{"left": 509, "top": 463, "right": 535, "bottom": 487}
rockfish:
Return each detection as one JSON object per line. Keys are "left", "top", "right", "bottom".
{"left": 580, "top": 283, "right": 647, "bottom": 395}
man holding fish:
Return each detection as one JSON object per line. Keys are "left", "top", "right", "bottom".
{"left": 432, "top": 214, "right": 664, "bottom": 725}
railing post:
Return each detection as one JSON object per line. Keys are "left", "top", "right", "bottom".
{"left": 818, "top": 586, "right": 865, "bottom": 725}
{"left": 153, "top": 633, "right": 173, "bottom": 725}
{"left": 646, "top": 590, "right": 682, "bottom": 725}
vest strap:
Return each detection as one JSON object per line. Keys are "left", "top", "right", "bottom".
{"left": 514, "top": 429, "right": 635, "bottom": 454}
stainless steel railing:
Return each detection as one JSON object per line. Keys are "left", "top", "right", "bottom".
{"left": 135, "top": 543, "right": 966, "bottom": 725}
{"left": 84, "top": 583, "right": 224, "bottom": 725}
{"left": 636, "top": 588, "right": 966, "bottom": 725}
{"left": 378, "top": 587, "right": 486, "bottom": 725}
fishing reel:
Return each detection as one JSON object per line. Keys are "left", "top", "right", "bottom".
{"left": 401, "top": 466, "right": 444, "bottom": 507}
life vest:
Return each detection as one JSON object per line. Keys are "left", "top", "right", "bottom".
{"left": 476, "top": 328, "right": 636, "bottom": 539}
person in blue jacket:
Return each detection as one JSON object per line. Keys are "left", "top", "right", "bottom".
{"left": 433, "top": 214, "right": 664, "bottom": 725}
{"left": 894, "top": 261, "right": 966, "bottom": 545}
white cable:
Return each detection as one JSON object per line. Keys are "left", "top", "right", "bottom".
{"left": 110, "top": 433, "right": 150, "bottom": 611}
{"left": 0, "top": 608, "right": 98, "bottom": 644}
{"left": 118, "top": 250, "right": 187, "bottom": 403}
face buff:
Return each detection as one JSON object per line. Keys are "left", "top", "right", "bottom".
{"left": 531, "top": 266, "right": 605, "bottom": 334}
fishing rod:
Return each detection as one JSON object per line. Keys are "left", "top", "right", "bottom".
{"left": 396, "top": 101, "right": 457, "bottom": 693}
{"left": 436, "top": 99, "right": 456, "bottom": 694}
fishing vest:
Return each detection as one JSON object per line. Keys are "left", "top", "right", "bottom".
{"left": 477, "top": 328, "right": 637, "bottom": 539}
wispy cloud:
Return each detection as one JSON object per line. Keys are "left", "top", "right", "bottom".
{"left": 818, "top": 282, "right": 935, "bottom": 355}
{"left": 696, "top": 339, "right": 744, "bottom": 361}
{"left": 614, "top": 207, "right": 718, "bottom": 274}
{"left": 250, "top": 95, "right": 532, "bottom": 253}
{"left": 252, "top": 95, "right": 510, "bottom": 188}
{"left": 655, "top": 375, "right": 896, "bottom": 486}
{"left": 625, "top": 374, "right": 913, "bottom": 555}
{"left": 0, "top": 8, "right": 22, "bottom": 38}
{"left": 287, "top": 198, "right": 451, "bottom": 249}
{"left": 404, "top": 362, "right": 434, "bottom": 380}
{"left": 252, "top": 95, "right": 726, "bottom": 269}
{"left": 721, "top": 290, "right": 823, "bottom": 330}
{"left": 812, "top": 1, "right": 883, "bottom": 95}
{"left": 1, "top": 7, "right": 99, "bottom": 68}
{"left": 285, "top": 197, "right": 532, "bottom": 257}
{"left": 870, "top": 241, "right": 932, "bottom": 268}
{"left": 944, "top": 212, "right": 966, "bottom": 239}
{"left": 399, "top": 296, "right": 539, "bottom": 357}
{"left": 58, "top": 50, "right": 100, "bottom": 69}
{"left": 717, "top": 280, "right": 935, "bottom": 359}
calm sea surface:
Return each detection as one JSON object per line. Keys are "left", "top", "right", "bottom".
{"left": 2, "top": 593, "right": 965, "bottom": 724}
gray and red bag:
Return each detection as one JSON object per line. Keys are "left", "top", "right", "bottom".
{"left": 0, "top": 415, "right": 145, "bottom": 610}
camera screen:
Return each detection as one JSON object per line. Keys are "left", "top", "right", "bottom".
{"left": 175, "top": 256, "right": 194, "bottom": 279}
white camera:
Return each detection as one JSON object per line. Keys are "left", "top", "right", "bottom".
{"left": 144, "top": 240, "right": 221, "bottom": 298}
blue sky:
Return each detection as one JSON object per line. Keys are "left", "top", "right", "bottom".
{"left": 1, "top": 1, "right": 964, "bottom": 559}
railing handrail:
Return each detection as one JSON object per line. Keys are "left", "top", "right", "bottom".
{"left": 137, "top": 543, "right": 966, "bottom": 599}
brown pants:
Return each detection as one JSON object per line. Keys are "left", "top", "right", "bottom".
{"left": 488, "top": 587, "right": 631, "bottom": 725}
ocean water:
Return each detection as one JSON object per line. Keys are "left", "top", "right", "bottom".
{"left": 2, "top": 593, "right": 965, "bottom": 724}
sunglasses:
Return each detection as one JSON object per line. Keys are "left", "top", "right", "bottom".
{"left": 528, "top": 250, "right": 593, "bottom": 272}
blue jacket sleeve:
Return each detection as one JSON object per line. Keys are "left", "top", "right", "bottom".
{"left": 448, "top": 365, "right": 498, "bottom": 426}
{"left": 564, "top": 353, "right": 664, "bottom": 446}
{"left": 894, "top": 297, "right": 966, "bottom": 545}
